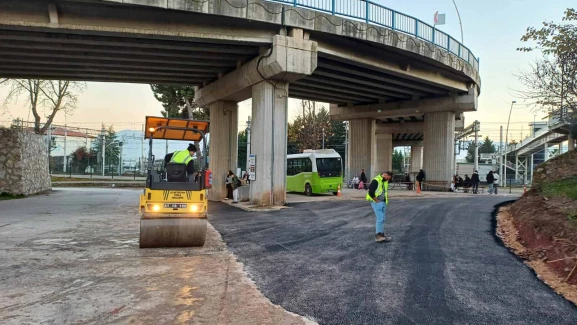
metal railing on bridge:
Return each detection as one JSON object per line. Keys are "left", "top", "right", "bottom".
{"left": 272, "top": 0, "right": 479, "bottom": 72}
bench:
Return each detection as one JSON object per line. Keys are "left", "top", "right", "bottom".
{"left": 389, "top": 181, "right": 414, "bottom": 190}
{"left": 422, "top": 181, "right": 451, "bottom": 192}
{"left": 460, "top": 185, "right": 485, "bottom": 194}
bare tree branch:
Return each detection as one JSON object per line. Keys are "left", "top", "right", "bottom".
{"left": 1, "top": 79, "right": 85, "bottom": 134}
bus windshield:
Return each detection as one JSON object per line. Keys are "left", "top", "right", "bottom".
{"left": 316, "top": 158, "right": 341, "bottom": 178}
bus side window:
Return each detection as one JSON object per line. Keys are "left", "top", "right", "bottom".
{"left": 287, "top": 159, "right": 294, "bottom": 176}
{"left": 304, "top": 159, "right": 312, "bottom": 173}
{"left": 294, "top": 159, "right": 302, "bottom": 175}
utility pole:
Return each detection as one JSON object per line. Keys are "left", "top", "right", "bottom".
{"left": 141, "top": 124, "right": 145, "bottom": 173}
{"left": 473, "top": 120, "right": 479, "bottom": 172}
{"left": 455, "top": 120, "right": 479, "bottom": 176}
{"left": 504, "top": 101, "right": 516, "bottom": 186}
{"left": 344, "top": 121, "right": 349, "bottom": 182}
{"left": 63, "top": 124, "right": 67, "bottom": 173}
{"left": 500, "top": 125, "right": 504, "bottom": 186}
{"left": 246, "top": 116, "right": 251, "bottom": 172}
{"left": 47, "top": 125, "right": 52, "bottom": 173}
{"left": 119, "top": 141, "right": 124, "bottom": 175}
{"left": 101, "top": 127, "right": 106, "bottom": 176}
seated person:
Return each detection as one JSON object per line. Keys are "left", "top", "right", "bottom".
{"left": 403, "top": 174, "right": 413, "bottom": 190}
{"left": 464, "top": 175, "right": 472, "bottom": 191}
{"left": 164, "top": 143, "right": 197, "bottom": 181}
{"left": 352, "top": 176, "right": 360, "bottom": 189}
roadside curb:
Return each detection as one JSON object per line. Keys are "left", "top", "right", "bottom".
{"left": 220, "top": 199, "right": 290, "bottom": 212}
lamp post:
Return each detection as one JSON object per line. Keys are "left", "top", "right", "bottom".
{"left": 246, "top": 116, "right": 251, "bottom": 173}
{"left": 504, "top": 100, "right": 516, "bottom": 186}
{"left": 451, "top": 0, "right": 464, "bottom": 44}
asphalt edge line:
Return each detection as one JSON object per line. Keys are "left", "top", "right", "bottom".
{"left": 206, "top": 222, "right": 319, "bottom": 324}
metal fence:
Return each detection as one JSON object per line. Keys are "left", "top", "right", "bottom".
{"left": 272, "top": 0, "right": 479, "bottom": 72}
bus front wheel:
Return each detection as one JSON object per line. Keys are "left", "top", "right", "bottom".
{"left": 304, "top": 184, "right": 312, "bottom": 196}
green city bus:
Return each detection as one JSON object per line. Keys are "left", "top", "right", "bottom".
{"left": 286, "top": 149, "right": 343, "bottom": 196}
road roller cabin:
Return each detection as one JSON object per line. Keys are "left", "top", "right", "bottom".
{"left": 139, "top": 116, "right": 212, "bottom": 248}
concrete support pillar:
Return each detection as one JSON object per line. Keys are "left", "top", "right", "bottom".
{"left": 569, "top": 133, "right": 575, "bottom": 151}
{"left": 374, "top": 133, "right": 393, "bottom": 174}
{"left": 515, "top": 155, "right": 519, "bottom": 180}
{"left": 423, "top": 111, "right": 455, "bottom": 184}
{"left": 544, "top": 143, "right": 550, "bottom": 161}
{"left": 208, "top": 101, "right": 238, "bottom": 201}
{"left": 249, "top": 81, "right": 289, "bottom": 206}
{"left": 410, "top": 146, "right": 423, "bottom": 173}
{"left": 530, "top": 153, "right": 534, "bottom": 183}
{"left": 348, "top": 119, "right": 376, "bottom": 179}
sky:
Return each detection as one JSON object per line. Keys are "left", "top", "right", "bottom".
{"left": 1, "top": 0, "right": 574, "bottom": 144}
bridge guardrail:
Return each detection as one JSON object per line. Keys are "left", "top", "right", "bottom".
{"left": 272, "top": 0, "right": 479, "bottom": 72}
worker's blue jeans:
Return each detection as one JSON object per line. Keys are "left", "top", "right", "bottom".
{"left": 371, "top": 201, "right": 386, "bottom": 234}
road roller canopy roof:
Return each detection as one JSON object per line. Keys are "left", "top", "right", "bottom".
{"left": 144, "top": 116, "right": 209, "bottom": 141}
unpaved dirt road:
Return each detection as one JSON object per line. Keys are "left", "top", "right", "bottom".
{"left": 0, "top": 188, "right": 312, "bottom": 325}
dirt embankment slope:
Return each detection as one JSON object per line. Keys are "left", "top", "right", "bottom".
{"left": 497, "top": 149, "right": 577, "bottom": 305}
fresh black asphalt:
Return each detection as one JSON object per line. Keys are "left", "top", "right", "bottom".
{"left": 209, "top": 197, "right": 577, "bottom": 325}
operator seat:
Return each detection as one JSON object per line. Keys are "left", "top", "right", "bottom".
{"left": 165, "top": 162, "right": 187, "bottom": 182}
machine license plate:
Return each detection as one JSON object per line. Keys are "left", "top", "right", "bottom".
{"left": 164, "top": 203, "right": 187, "bottom": 208}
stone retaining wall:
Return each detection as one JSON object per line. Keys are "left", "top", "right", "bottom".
{"left": 0, "top": 128, "right": 51, "bottom": 195}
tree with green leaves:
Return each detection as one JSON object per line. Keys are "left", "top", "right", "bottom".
{"left": 392, "top": 149, "right": 404, "bottom": 173}
{"left": 237, "top": 130, "right": 248, "bottom": 170}
{"left": 151, "top": 85, "right": 209, "bottom": 161}
{"left": 517, "top": 8, "right": 577, "bottom": 138}
{"left": 287, "top": 101, "right": 346, "bottom": 159}
{"left": 466, "top": 136, "right": 497, "bottom": 163}
{"left": 150, "top": 85, "right": 209, "bottom": 120}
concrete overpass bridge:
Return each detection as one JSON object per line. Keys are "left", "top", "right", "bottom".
{"left": 0, "top": 0, "right": 480, "bottom": 205}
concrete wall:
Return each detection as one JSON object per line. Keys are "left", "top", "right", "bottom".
{"left": 0, "top": 128, "right": 51, "bottom": 195}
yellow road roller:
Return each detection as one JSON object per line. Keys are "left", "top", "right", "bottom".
{"left": 139, "top": 116, "right": 212, "bottom": 248}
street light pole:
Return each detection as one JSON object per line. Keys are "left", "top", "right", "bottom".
{"left": 246, "top": 116, "right": 251, "bottom": 173}
{"left": 504, "top": 100, "right": 516, "bottom": 186}
{"left": 451, "top": 0, "right": 464, "bottom": 44}
{"left": 322, "top": 127, "right": 325, "bottom": 149}
{"left": 473, "top": 120, "right": 479, "bottom": 172}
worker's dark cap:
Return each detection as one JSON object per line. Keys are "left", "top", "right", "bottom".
{"left": 187, "top": 143, "right": 197, "bottom": 152}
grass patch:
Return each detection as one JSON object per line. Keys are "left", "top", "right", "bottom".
{"left": 541, "top": 177, "right": 577, "bottom": 200}
{"left": 0, "top": 192, "right": 25, "bottom": 200}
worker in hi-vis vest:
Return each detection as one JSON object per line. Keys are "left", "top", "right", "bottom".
{"left": 366, "top": 171, "right": 393, "bottom": 242}
{"left": 164, "top": 143, "right": 197, "bottom": 174}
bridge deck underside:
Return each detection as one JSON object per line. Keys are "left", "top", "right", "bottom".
{"left": 0, "top": 27, "right": 262, "bottom": 85}
{"left": 0, "top": 28, "right": 457, "bottom": 108}
{"left": 291, "top": 54, "right": 452, "bottom": 107}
